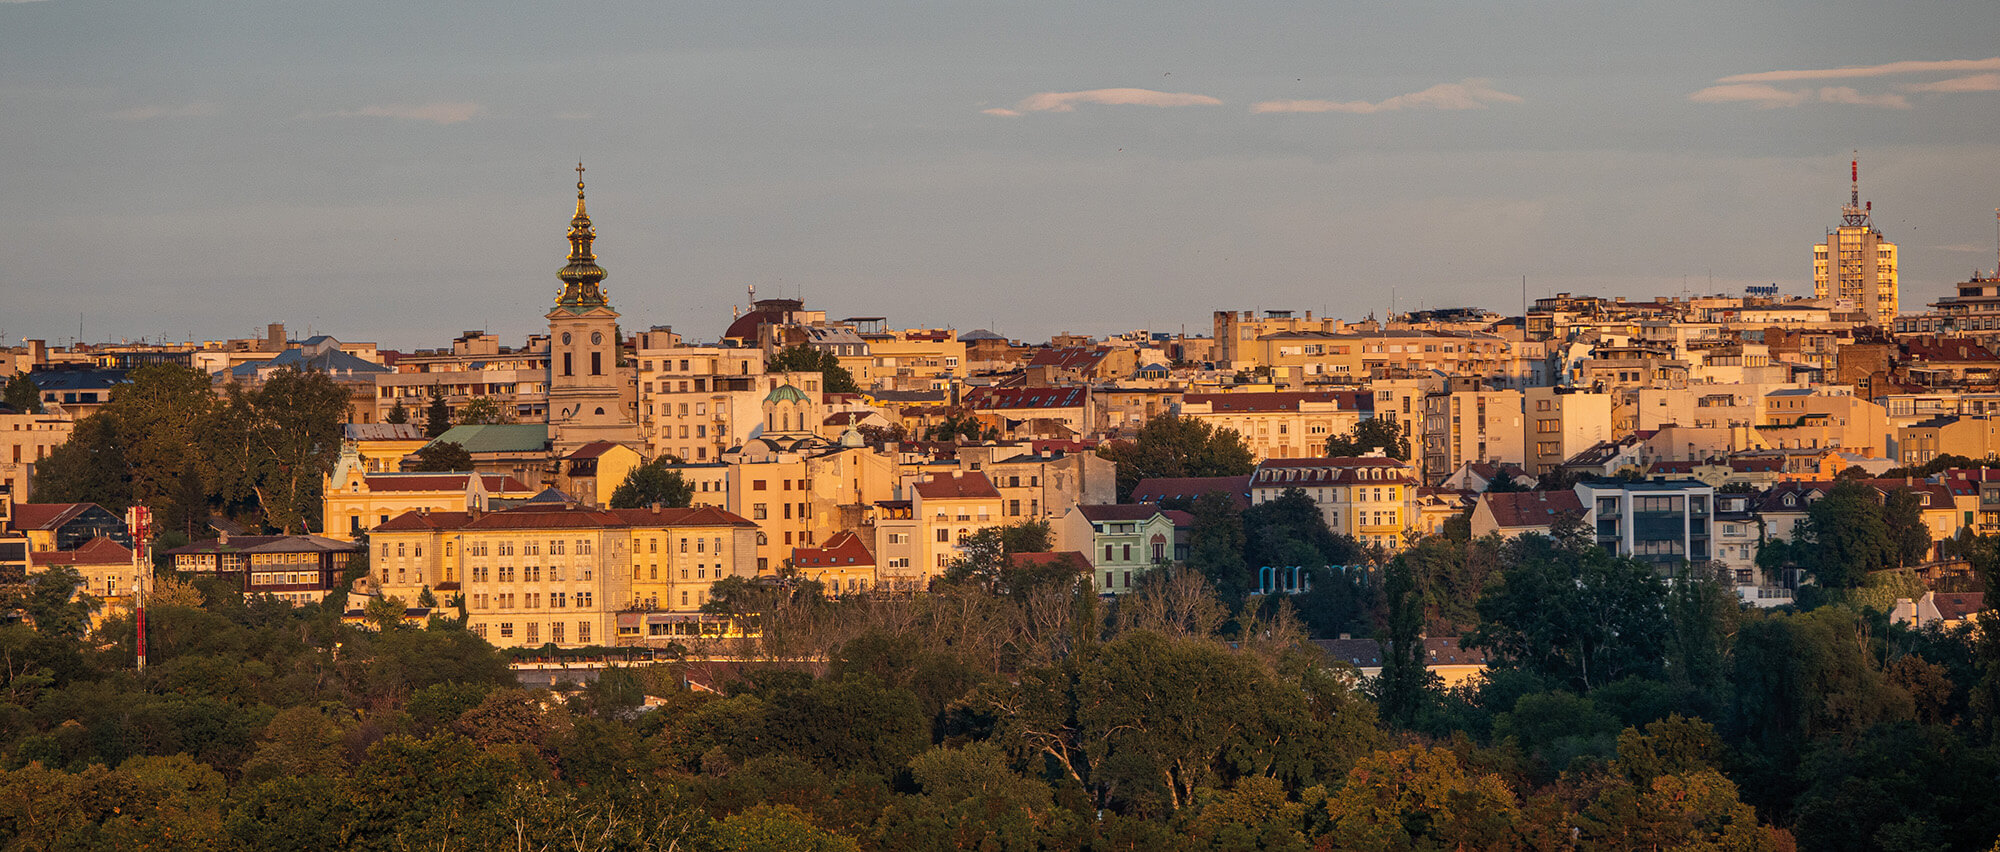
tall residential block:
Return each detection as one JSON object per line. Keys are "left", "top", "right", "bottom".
{"left": 1813, "top": 159, "right": 1898, "bottom": 326}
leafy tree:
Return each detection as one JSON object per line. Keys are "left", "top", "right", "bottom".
{"left": 1322, "top": 745, "right": 1525, "bottom": 851}
{"left": 23, "top": 567, "right": 95, "bottom": 640}
{"left": 1466, "top": 532, "right": 1671, "bottom": 692}
{"left": 455, "top": 396, "right": 513, "bottom": 425}
{"left": 423, "top": 388, "right": 452, "bottom": 439}
{"left": 2, "top": 372, "right": 41, "bottom": 413}
{"left": 31, "top": 413, "right": 132, "bottom": 512}
{"left": 1788, "top": 480, "right": 1898, "bottom": 588}
{"left": 707, "top": 804, "right": 859, "bottom": 852}
{"left": 1881, "top": 487, "right": 1932, "bottom": 568}
{"left": 608, "top": 458, "right": 694, "bottom": 509}
{"left": 1186, "top": 491, "right": 1248, "bottom": 593}
{"left": 925, "top": 408, "right": 994, "bottom": 442}
{"left": 1325, "top": 416, "right": 1411, "bottom": 461}
{"left": 104, "top": 364, "right": 220, "bottom": 518}
{"left": 1375, "top": 555, "right": 1435, "bottom": 727}
{"left": 384, "top": 400, "right": 408, "bottom": 424}
{"left": 1097, "top": 413, "right": 1255, "bottom": 503}
{"left": 1000, "top": 519, "right": 1053, "bottom": 554}
{"left": 409, "top": 441, "right": 474, "bottom": 472}
{"left": 767, "top": 344, "right": 861, "bottom": 394}
{"left": 209, "top": 369, "right": 349, "bottom": 533}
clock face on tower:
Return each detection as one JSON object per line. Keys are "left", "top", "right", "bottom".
{"left": 561, "top": 332, "right": 572, "bottom": 344}
{"left": 591, "top": 331, "right": 603, "bottom": 344}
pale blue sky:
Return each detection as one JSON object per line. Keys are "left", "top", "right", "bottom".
{"left": 4, "top": 1, "right": 1998, "bottom": 349}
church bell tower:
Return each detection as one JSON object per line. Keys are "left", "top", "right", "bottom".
{"left": 546, "top": 164, "right": 639, "bottom": 454}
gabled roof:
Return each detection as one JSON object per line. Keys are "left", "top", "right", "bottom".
{"left": 1933, "top": 592, "right": 1985, "bottom": 622}
{"left": 914, "top": 472, "right": 1001, "bottom": 500}
{"left": 1077, "top": 504, "right": 1168, "bottom": 523}
{"left": 1008, "top": 551, "right": 1091, "bottom": 571}
{"left": 791, "top": 530, "right": 875, "bottom": 568}
{"left": 1252, "top": 457, "right": 1415, "bottom": 486}
{"left": 8, "top": 503, "right": 98, "bottom": 532}
{"left": 565, "top": 441, "right": 625, "bottom": 460}
{"left": 1478, "top": 490, "right": 1584, "bottom": 529}
{"left": 962, "top": 386, "right": 1089, "bottom": 410}
{"left": 1182, "top": 390, "right": 1368, "bottom": 413}
{"left": 165, "top": 534, "right": 362, "bottom": 556}
{"left": 360, "top": 473, "right": 530, "bottom": 493}
{"left": 39, "top": 536, "right": 133, "bottom": 566}
{"left": 428, "top": 424, "right": 552, "bottom": 454}
{"left": 344, "top": 423, "right": 427, "bottom": 441}
{"left": 1027, "top": 347, "right": 1108, "bottom": 371}
{"left": 1131, "top": 475, "right": 1251, "bottom": 510}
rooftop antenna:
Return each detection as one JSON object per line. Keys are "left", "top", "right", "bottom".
{"left": 1993, "top": 208, "right": 1999, "bottom": 278}
{"left": 1843, "top": 153, "right": 1871, "bottom": 228}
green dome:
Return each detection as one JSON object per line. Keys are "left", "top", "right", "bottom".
{"left": 765, "top": 383, "right": 809, "bottom": 403}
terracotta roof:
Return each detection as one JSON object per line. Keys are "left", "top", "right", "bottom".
{"left": 565, "top": 441, "right": 624, "bottom": 460}
{"left": 1183, "top": 390, "right": 1366, "bottom": 413}
{"left": 1934, "top": 592, "right": 1985, "bottom": 621}
{"left": 8, "top": 503, "right": 94, "bottom": 531}
{"left": 1077, "top": 504, "right": 1168, "bottom": 522}
{"left": 375, "top": 504, "right": 754, "bottom": 533}
{"left": 962, "top": 386, "right": 1088, "bottom": 410}
{"left": 361, "top": 473, "right": 531, "bottom": 493}
{"left": 1027, "top": 347, "right": 1108, "bottom": 370}
{"left": 1163, "top": 509, "right": 1196, "bottom": 527}
{"left": 165, "top": 535, "right": 362, "bottom": 555}
{"left": 39, "top": 536, "right": 133, "bottom": 566}
{"left": 1730, "top": 457, "right": 1784, "bottom": 473}
{"left": 1252, "top": 457, "right": 1415, "bottom": 486}
{"left": 1478, "top": 490, "right": 1584, "bottom": 529}
{"left": 1649, "top": 461, "right": 1697, "bottom": 474}
{"left": 791, "top": 530, "right": 875, "bottom": 568}
{"left": 1008, "top": 551, "right": 1091, "bottom": 571}
{"left": 1131, "top": 475, "right": 1251, "bottom": 510}
{"left": 914, "top": 472, "right": 1001, "bottom": 500}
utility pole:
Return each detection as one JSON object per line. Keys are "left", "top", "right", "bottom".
{"left": 126, "top": 506, "right": 152, "bottom": 670}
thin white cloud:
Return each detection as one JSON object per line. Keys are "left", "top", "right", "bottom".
{"left": 1687, "top": 83, "right": 1808, "bottom": 108}
{"left": 298, "top": 102, "right": 484, "bottom": 124}
{"left": 1902, "top": 73, "right": 2000, "bottom": 93}
{"left": 982, "top": 88, "right": 1221, "bottom": 116}
{"left": 106, "top": 102, "right": 221, "bottom": 121}
{"left": 1719, "top": 57, "right": 2000, "bottom": 83}
{"left": 1689, "top": 83, "right": 1911, "bottom": 108}
{"left": 1251, "top": 79, "right": 1522, "bottom": 114}
{"left": 1696, "top": 57, "right": 2000, "bottom": 108}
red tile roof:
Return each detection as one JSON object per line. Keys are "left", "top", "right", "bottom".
{"left": 1026, "top": 347, "right": 1108, "bottom": 370}
{"left": 565, "top": 441, "right": 624, "bottom": 460}
{"left": 1131, "top": 475, "right": 1251, "bottom": 510}
{"left": 361, "top": 473, "right": 531, "bottom": 493}
{"left": 374, "top": 504, "right": 754, "bottom": 532}
{"left": 1183, "top": 390, "right": 1367, "bottom": 413}
{"left": 791, "top": 530, "right": 875, "bottom": 568}
{"left": 1009, "top": 551, "right": 1091, "bottom": 571}
{"left": 1253, "top": 457, "right": 1415, "bottom": 486}
{"left": 962, "top": 386, "right": 1089, "bottom": 410}
{"left": 914, "top": 472, "right": 1001, "bottom": 500}
{"left": 1078, "top": 504, "right": 1169, "bottom": 522}
{"left": 1479, "top": 490, "right": 1584, "bottom": 529}
{"left": 39, "top": 536, "right": 133, "bottom": 566}
{"left": 8, "top": 503, "right": 93, "bottom": 531}
{"left": 1934, "top": 592, "right": 1985, "bottom": 622}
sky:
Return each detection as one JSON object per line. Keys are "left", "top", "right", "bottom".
{"left": 3, "top": 1, "right": 1999, "bottom": 351}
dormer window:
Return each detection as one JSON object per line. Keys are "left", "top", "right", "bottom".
{"left": 1783, "top": 494, "right": 1796, "bottom": 507}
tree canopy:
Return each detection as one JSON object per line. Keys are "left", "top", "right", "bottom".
{"left": 407, "top": 441, "right": 474, "bottom": 473}
{"left": 767, "top": 345, "right": 861, "bottom": 394}
{"left": 1096, "top": 413, "right": 1256, "bottom": 502}
{"left": 608, "top": 458, "right": 695, "bottom": 509}
{"left": 1326, "top": 417, "right": 1411, "bottom": 461}
{"left": 2, "top": 372, "right": 41, "bottom": 414}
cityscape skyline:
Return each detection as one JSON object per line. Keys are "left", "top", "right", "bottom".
{"left": 5, "top": 2, "right": 2000, "bottom": 350}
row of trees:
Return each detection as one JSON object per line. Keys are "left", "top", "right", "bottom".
{"left": 31, "top": 365, "right": 349, "bottom": 536}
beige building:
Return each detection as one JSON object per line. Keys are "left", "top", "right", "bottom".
{"left": 1424, "top": 388, "right": 1525, "bottom": 483}
{"left": 1523, "top": 387, "right": 1613, "bottom": 475}
{"left": 1249, "top": 457, "right": 1418, "bottom": 553}
{"left": 322, "top": 444, "right": 532, "bottom": 540}
{"left": 368, "top": 502, "right": 758, "bottom": 649}
{"left": 632, "top": 329, "right": 829, "bottom": 464}
{"left": 1759, "top": 389, "right": 1889, "bottom": 456}
{"left": 1178, "top": 391, "right": 1367, "bottom": 461}
{"left": 1812, "top": 160, "right": 1899, "bottom": 325}
{"left": 867, "top": 472, "right": 1005, "bottom": 585}
{"left": 1897, "top": 415, "right": 2000, "bottom": 466}
{"left": 0, "top": 410, "right": 72, "bottom": 501}
{"left": 373, "top": 331, "right": 550, "bottom": 427}
{"left": 544, "top": 169, "right": 641, "bottom": 455}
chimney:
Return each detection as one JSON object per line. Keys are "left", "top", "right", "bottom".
{"left": 266, "top": 323, "right": 286, "bottom": 352}
{"left": 217, "top": 531, "right": 228, "bottom": 546}
{"left": 651, "top": 502, "right": 662, "bottom": 514}
{"left": 468, "top": 506, "right": 482, "bottom": 521}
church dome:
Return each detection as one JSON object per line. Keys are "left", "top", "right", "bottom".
{"left": 764, "top": 384, "right": 809, "bottom": 404}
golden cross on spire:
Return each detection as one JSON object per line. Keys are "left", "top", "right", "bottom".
{"left": 575, "top": 161, "right": 586, "bottom": 197}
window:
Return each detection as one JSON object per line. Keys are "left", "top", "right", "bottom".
{"left": 590, "top": 352, "right": 602, "bottom": 375}
{"left": 500, "top": 622, "right": 514, "bottom": 638}
{"left": 551, "top": 623, "right": 565, "bottom": 644}
{"left": 527, "top": 622, "right": 540, "bottom": 643}
{"left": 936, "top": 528, "right": 950, "bottom": 542}
{"left": 579, "top": 621, "right": 590, "bottom": 643}
{"left": 753, "top": 504, "right": 767, "bottom": 520}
